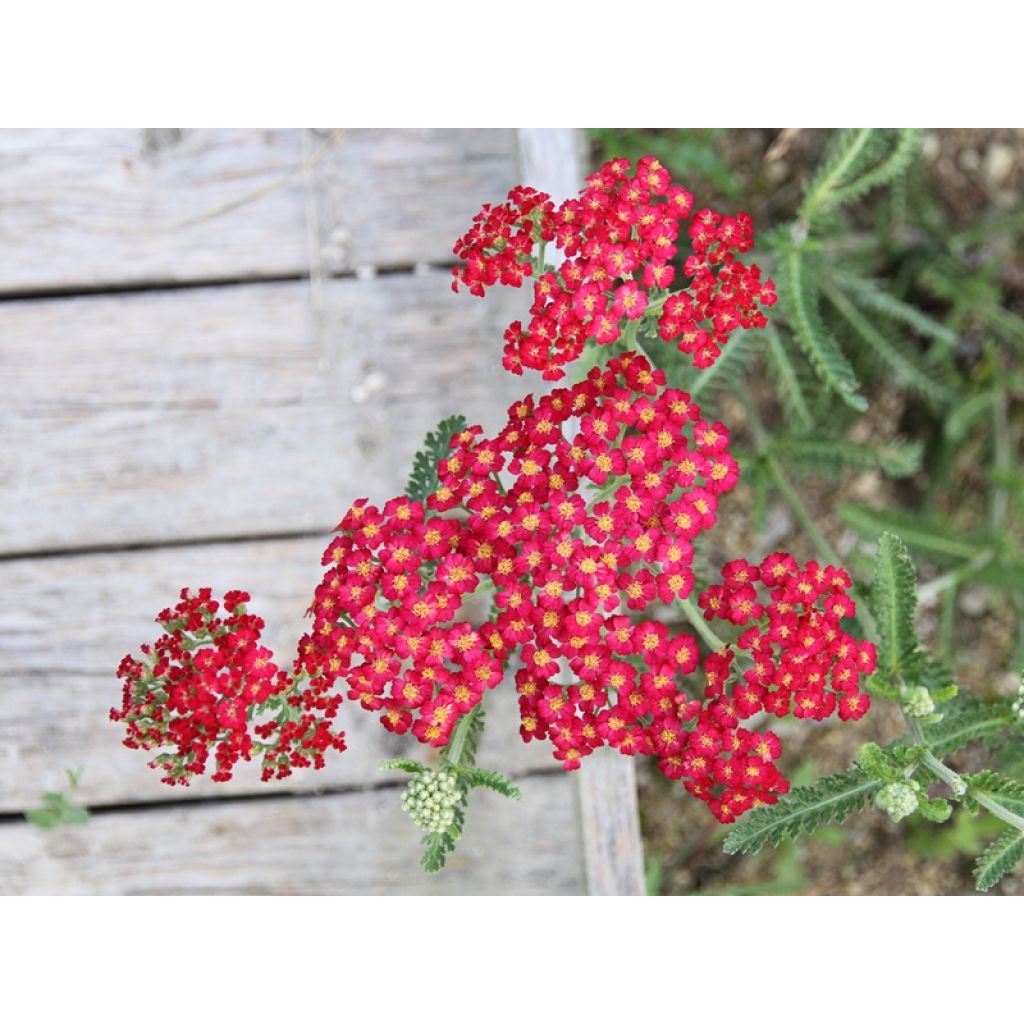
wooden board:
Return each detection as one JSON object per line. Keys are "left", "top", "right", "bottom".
{"left": 311, "top": 128, "right": 519, "bottom": 273}
{"left": 0, "top": 537, "right": 557, "bottom": 812}
{"left": 0, "top": 273, "right": 528, "bottom": 554}
{"left": 0, "top": 129, "right": 520, "bottom": 294}
{"left": 0, "top": 128, "right": 309, "bottom": 293}
{"left": 0, "top": 774, "right": 584, "bottom": 895}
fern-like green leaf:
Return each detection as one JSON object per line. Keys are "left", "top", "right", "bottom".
{"left": 868, "top": 533, "right": 921, "bottom": 683}
{"left": 974, "top": 827, "right": 1024, "bottom": 892}
{"left": 768, "top": 437, "right": 922, "bottom": 480}
{"left": 924, "top": 699, "right": 1016, "bottom": 757}
{"left": 676, "top": 328, "right": 759, "bottom": 402}
{"left": 825, "top": 129, "right": 922, "bottom": 214}
{"left": 798, "top": 128, "right": 879, "bottom": 225}
{"left": 965, "top": 771, "right": 1024, "bottom": 818}
{"left": 764, "top": 323, "right": 814, "bottom": 430}
{"left": 833, "top": 270, "right": 957, "bottom": 349}
{"left": 839, "top": 504, "right": 986, "bottom": 565}
{"left": 457, "top": 766, "right": 523, "bottom": 800}
{"left": 405, "top": 414, "right": 469, "bottom": 505}
{"left": 379, "top": 758, "right": 426, "bottom": 774}
{"left": 421, "top": 813, "right": 463, "bottom": 873}
{"left": 779, "top": 249, "right": 866, "bottom": 410}
{"left": 825, "top": 283, "right": 956, "bottom": 406}
{"left": 723, "top": 768, "right": 880, "bottom": 855}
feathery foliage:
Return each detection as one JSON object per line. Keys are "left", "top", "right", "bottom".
{"left": 723, "top": 768, "right": 880, "bottom": 856}
{"left": 869, "top": 533, "right": 922, "bottom": 682}
{"left": 767, "top": 437, "right": 922, "bottom": 480}
{"left": 456, "top": 767, "right": 522, "bottom": 800}
{"left": 778, "top": 248, "right": 866, "bottom": 410}
{"left": 974, "top": 827, "right": 1024, "bottom": 892}
{"left": 824, "top": 283, "right": 956, "bottom": 406}
{"left": 924, "top": 700, "right": 1017, "bottom": 757}
{"left": 405, "top": 414, "right": 468, "bottom": 505}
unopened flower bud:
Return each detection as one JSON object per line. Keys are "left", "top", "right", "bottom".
{"left": 875, "top": 782, "right": 919, "bottom": 822}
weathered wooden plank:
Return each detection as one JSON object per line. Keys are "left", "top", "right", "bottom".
{"left": 0, "top": 129, "right": 519, "bottom": 294}
{"left": 0, "top": 273, "right": 527, "bottom": 554}
{"left": 311, "top": 128, "right": 519, "bottom": 274}
{"left": 0, "top": 774, "right": 583, "bottom": 895}
{"left": 519, "top": 127, "right": 645, "bottom": 897}
{"left": 0, "top": 128, "right": 310, "bottom": 293}
{"left": 0, "top": 538, "right": 557, "bottom": 812}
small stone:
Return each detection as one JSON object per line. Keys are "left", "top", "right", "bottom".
{"left": 983, "top": 143, "right": 1015, "bottom": 186}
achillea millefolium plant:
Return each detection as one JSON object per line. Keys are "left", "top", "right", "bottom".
{"left": 114, "top": 147, "right": 1024, "bottom": 887}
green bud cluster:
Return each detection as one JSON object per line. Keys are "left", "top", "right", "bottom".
{"left": 401, "top": 769, "right": 461, "bottom": 833}
{"left": 901, "top": 685, "right": 935, "bottom": 719}
{"left": 874, "top": 781, "right": 919, "bottom": 822}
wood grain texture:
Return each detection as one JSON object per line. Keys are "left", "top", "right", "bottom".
{"left": 311, "top": 128, "right": 518, "bottom": 273}
{"left": 0, "top": 129, "right": 519, "bottom": 294}
{"left": 0, "top": 538, "right": 556, "bottom": 812}
{"left": 0, "top": 774, "right": 583, "bottom": 895}
{"left": 0, "top": 128, "right": 310, "bottom": 293}
{"left": 0, "top": 273, "right": 527, "bottom": 554}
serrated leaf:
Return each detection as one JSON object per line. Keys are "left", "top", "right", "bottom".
{"left": 966, "top": 771, "right": 1024, "bottom": 818}
{"left": 688, "top": 329, "right": 759, "bottom": 400}
{"left": 723, "top": 768, "right": 880, "bottom": 855}
{"left": 833, "top": 271, "right": 957, "bottom": 349}
{"left": 456, "top": 766, "right": 522, "bottom": 800}
{"left": 764, "top": 323, "right": 814, "bottom": 431}
{"left": 825, "top": 129, "right": 922, "bottom": 214}
{"left": 779, "top": 249, "right": 866, "bottom": 410}
{"left": 405, "top": 414, "right": 469, "bottom": 505}
{"left": 799, "top": 128, "right": 879, "bottom": 224}
{"left": 379, "top": 758, "right": 426, "bottom": 775}
{"left": 868, "top": 533, "right": 921, "bottom": 683}
{"left": 825, "top": 283, "right": 955, "bottom": 406}
{"left": 924, "top": 699, "right": 1016, "bottom": 757}
{"left": 767, "top": 437, "right": 922, "bottom": 480}
{"left": 421, "top": 828, "right": 459, "bottom": 873}
{"left": 974, "top": 827, "right": 1024, "bottom": 891}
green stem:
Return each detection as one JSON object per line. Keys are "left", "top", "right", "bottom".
{"left": 444, "top": 704, "right": 482, "bottom": 767}
{"left": 765, "top": 456, "right": 840, "bottom": 566}
{"left": 991, "top": 386, "right": 1010, "bottom": 533}
{"left": 905, "top": 715, "right": 1024, "bottom": 829}
{"left": 677, "top": 596, "right": 728, "bottom": 651}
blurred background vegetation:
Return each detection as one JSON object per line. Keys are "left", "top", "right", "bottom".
{"left": 589, "top": 128, "right": 1023, "bottom": 895}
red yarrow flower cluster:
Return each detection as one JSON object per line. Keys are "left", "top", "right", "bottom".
{"left": 115, "top": 155, "right": 873, "bottom": 829}
{"left": 699, "top": 555, "right": 876, "bottom": 724}
{"left": 111, "top": 588, "right": 346, "bottom": 785}
{"left": 296, "top": 496, "right": 503, "bottom": 747}
{"left": 451, "top": 155, "right": 777, "bottom": 380}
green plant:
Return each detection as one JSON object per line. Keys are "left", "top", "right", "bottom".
{"left": 25, "top": 769, "right": 90, "bottom": 829}
{"left": 723, "top": 533, "right": 1024, "bottom": 892}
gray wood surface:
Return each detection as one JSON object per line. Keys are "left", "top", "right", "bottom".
{"left": 0, "top": 274, "right": 527, "bottom": 554}
{"left": 311, "top": 128, "right": 519, "bottom": 274}
{"left": 0, "top": 128, "right": 519, "bottom": 294}
{"left": 0, "top": 128, "right": 309, "bottom": 293}
{"left": 0, "top": 537, "right": 556, "bottom": 812}
{"left": 0, "top": 774, "right": 584, "bottom": 895}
